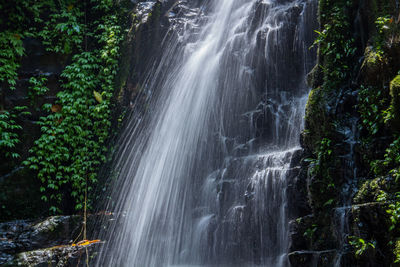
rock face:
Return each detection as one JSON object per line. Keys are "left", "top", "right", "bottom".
{"left": 5, "top": 245, "right": 98, "bottom": 267}
{"left": 289, "top": 0, "right": 400, "bottom": 265}
{"left": 116, "top": 0, "right": 206, "bottom": 109}
{"left": 0, "top": 215, "right": 102, "bottom": 266}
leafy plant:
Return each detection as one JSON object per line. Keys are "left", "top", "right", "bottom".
{"left": 0, "top": 31, "right": 24, "bottom": 90}
{"left": 308, "top": 137, "right": 333, "bottom": 176}
{"left": 387, "top": 193, "right": 400, "bottom": 231}
{"left": 313, "top": 1, "right": 357, "bottom": 91}
{"left": 358, "top": 85, "right": 388, "bottom": 136}
{"left": 23, "top": 1, "right": 126, "bottom": 213}
{"left": 349, "top": 236, "right": 376, "bottom": 257}
{"left": 395, "top": 239, "right": 400, "bottom": 263}
{"left": 303, "top": 224, "right": 318, "bottom": 239}
{"left": 29, "top": 75, "right": 49, "bottom": 102}
{"left": 37, "top": 3, "right": 84, "bottom": 54}
{"left": 0, "top": 106, "right": 30, "bottom": 159}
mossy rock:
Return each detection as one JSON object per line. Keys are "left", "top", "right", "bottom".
{"left": 350, "top": 202, "right": 393, "bottom": 265}
{"left": 354, "top": 177, "right": 390, "bottom": 204}
{"left": 303, "top": 87, "right": 330, "bottom": 152}
{"left": 307, "top": 64, "right": 323, "bottom": 88}
{"left": 390, "top": 74, "right": 400, "bottom": 130}
{"left": 360, "top": 46, "right": 388, "bottom": 86}
{"left": 4, "top": 242, "right": 101, "bottom": 267}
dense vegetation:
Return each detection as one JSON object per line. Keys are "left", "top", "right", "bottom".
{"left": 302, "top": 0, "right": 400, "bottom": 264}
{"left": 0, "top": 0, "right": 129, "bottom": 217}
{"left": 2, "top": 0, "right": 400, "bottom": 266}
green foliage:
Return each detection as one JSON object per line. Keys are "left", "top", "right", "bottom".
{"left": 375, "top": 15, "right": 399, "bottom": 51}
{"left": 306, "top": 137, "right": 337, "bottom": 210}
{"left": 359, "top": 84, "right": 400, "bottom": 263}
{"left": 0, "top": 0, "right": 51, "bottom": 90}
{"left": 358, "top": 72, "right": 400, "bottom": 263}
{"left": 371, "top": 137, "right": 400, "bottom": 180}
{"left": 308, "top": 138, "right": 333, "bottom": 176}
{"left": 0, "top": 0, "right": 49, "bottom": 167}
{"left": 303, "top": 224, "right": 318, "bottom": 239}
{"left": 358, "top": 85, "right": 388, "bottom": 136}
{"left": 374, "top": 183, "right": 400, "bottom": 263}
{"left": 376, "top": 16, "right": 392, "bottom": 34}
{"left": 359, "top": 77, "right": 400, "bottom": 179}
{"left": 0, "top": 31, "right": 24, "bottom": 90}
{"left": 389, "top": 75, "right": 400, "bottom": 128}
{"left": 22, "top": 1, "right": 126, "bottom": 213}
{"left": 314, "top": 0, "right": 356, "bottom": 90}
{"left": 37, "top": 3, "right": 85, "bottom": 54}
{"left": 312, "top": 1, "right": 400, "bottom": 264}
{"left": 386, "top": 193, "right": 400, "bottom": 231}
{"left": 395, "top": 239, "right": 400, "bottom": 263}
{"left": 0, "top": 106, "right": 30, "bottom": 159}
{"left": 29, "top": 75, "right": 49, "bottom": 101}
{"left": 348, "top": 236, "right": 376, "bottom": 258}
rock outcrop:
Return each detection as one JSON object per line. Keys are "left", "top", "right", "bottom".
{"left": 0, "top": 215, "right": 102, "bottom": 266}
{"left": 289, "top": 0, "right": 400, "bottom": 265}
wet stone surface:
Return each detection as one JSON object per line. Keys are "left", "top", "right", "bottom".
{"left": 0, "top": 215, "right": 101, "bottom": 266}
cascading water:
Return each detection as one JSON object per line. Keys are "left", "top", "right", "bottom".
{"left": 96, "top": 0, "right": 317, "bottom": 266}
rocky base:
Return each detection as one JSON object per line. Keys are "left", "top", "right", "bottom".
{"left": 0, "top": 215, "right": 101, "bottom": 266}
{"left": 4, "top": 244, "right": 101, "bottom": 267}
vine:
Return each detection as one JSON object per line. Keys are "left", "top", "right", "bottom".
{"left": 0, "top": 106, "right": 30, "bottom": 159}
{"left": 0, "top": 0, "right": 128, "bottom": 215}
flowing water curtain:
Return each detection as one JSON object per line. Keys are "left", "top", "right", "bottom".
{"left": 96, "top": 0, "right": 317, "bottom": 266}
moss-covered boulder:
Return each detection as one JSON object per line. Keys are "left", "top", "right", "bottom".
{"left": 303, "top": 87, "right": 331, "bottom": 153}
{"left": 360, "top": 46, "right": 389, "bottom": 86}
{"left": 0, "top": 215, "right": 92, "bottom": 265}
{"left": 390, "top": 75, "right": 400, "bottom": 130}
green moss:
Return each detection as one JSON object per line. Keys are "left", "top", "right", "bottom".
{"left": 306, "top": 64, "right": 323, "bottom": 88}
{"left": 303, "top": 87, "right": 333, "bottom": 152}
{"left": 354, "top": 178, "right": 389, "bottom": 204}
{"left": 360, "top": 46, "right": 390, "bottom": 87}
{"left": 390, "top": 75, "right": 400, "bottom": 129}
{"left": 395, "top": 239, "right": 400, "bottom": 263}
{"left": 365, "top": 46, "right": 383, "bottom": 68}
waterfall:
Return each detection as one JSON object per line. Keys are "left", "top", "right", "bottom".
{"left": 96, "top": 0, "right": 317, "bottom": 266}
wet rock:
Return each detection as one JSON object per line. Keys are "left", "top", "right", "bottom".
{"left": 289, "top": 215, "right": 314, "bottom": 252}
{"left": 0, "top": 216, "right": 86, "bottom": 266}
{"left": 353, "top": 176, "right": 397, "bottom": 205}
{"left": 287, "top": 150, "right": 311, "bottom": 219}
{"left": 4, "top": 242, "right": 101, "bottom": 267}
{"left": 390, "top": 75, "right": 400, "bottom": 130}
{"left": 359, "top": 46, "right": 389, "bottom": 86}
{"left": 21, "top": 216, "right": 82, "bottom": 249}
{"left": 288, "top": 249, "right": 337, "bottom": 267}
{"left": 307, "top": 64, "right": 323, "bottom": 88}
{"left": 303, "top": 86, "right": 332, "bottom": 152}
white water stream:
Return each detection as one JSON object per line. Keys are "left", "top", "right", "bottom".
{"left": 96, "top": 0, "right": 317, "bottom": 266}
